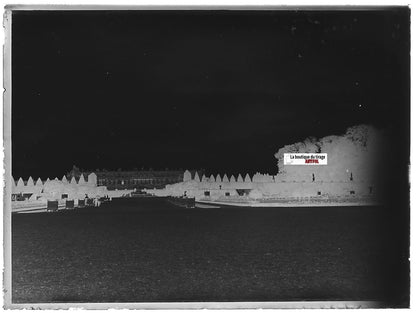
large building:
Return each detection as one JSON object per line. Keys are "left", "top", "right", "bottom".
{"left": 67, "top": 166, "right": 204, "bottom": 190}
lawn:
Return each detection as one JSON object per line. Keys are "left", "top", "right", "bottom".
{"left": 12, "top": 197, "right": 409, "bottom": 306}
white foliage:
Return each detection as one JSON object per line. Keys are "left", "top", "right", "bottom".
{"left": 27, "top": 176, "right": 34, "bottom": 187}
{"left": 194, "top": 172, "right": 200, "bottom": 182}
{"left": 215, "top": 174, "right": 222, "bottom": 183}
{"left": 183, "top": 170, "right": 192, "bottom": 182}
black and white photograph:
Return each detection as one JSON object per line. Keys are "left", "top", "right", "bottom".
{"left": 3, "top": 5, "right": 411, "bottom": 309}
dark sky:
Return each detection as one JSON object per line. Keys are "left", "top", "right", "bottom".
{"left": 12, "top": 8, "right": 410, "bottom": 179}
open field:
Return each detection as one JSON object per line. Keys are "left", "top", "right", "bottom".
{"left": 12, "top": 197, "right": 408, "bottom": 306}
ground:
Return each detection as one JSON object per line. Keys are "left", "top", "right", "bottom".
{"left": 12, "top": 198, "right": 409, "bottom": 306}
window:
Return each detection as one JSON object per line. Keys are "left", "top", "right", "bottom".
{"left": 225, "top": 192, "right": 230, "bottom": 196}
{"left": 350, "top": 190, "right": 355, "bottom": 195}
{"left": 61, "top": 194, "right": 68, "bottom": 199}
{"left": 204, "top": 191, "right": 210, "bottom": 196}
{"left": 22, "top": 193, "right": 33, "bottom": 200}
{"left": 236, "top": 189, "right": 251, "bottom": 196}
{"left": 317, "top": 191, "right": 321, "bottom": 196}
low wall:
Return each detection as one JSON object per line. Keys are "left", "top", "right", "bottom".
{"left": 145, "top": 179, "right": 377, "bottom": 201}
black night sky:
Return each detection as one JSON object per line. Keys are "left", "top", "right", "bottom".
{"left": 12, "top": 8, "right": 410, "bottom": 179}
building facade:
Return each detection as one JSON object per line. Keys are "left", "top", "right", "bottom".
{"left": 67, "top": 166, "right": 203, "bottom": 190}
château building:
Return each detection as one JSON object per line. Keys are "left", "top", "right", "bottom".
{"left": 67, "top": 166, "right": 204, "bottom": 190}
